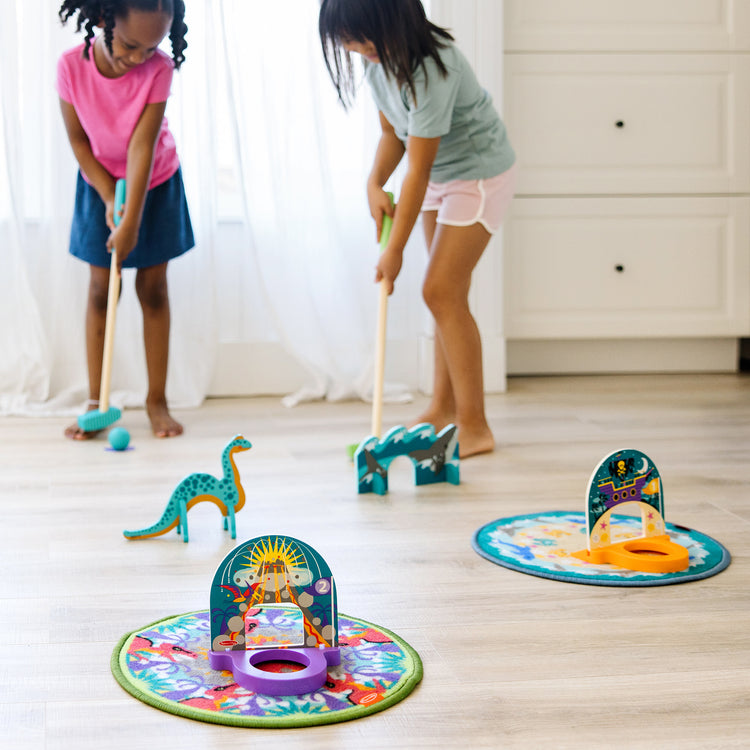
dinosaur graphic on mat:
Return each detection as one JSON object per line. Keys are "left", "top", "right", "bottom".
{"left": 124, "top": 435, "right": 252, "bottom": 542}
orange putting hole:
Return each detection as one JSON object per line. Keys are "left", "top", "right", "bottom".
{"left": 573, "top": 534, "right": 690, "bottom": 573}
{"left": 628, "top": 547, "right": 669, "bottom": 557}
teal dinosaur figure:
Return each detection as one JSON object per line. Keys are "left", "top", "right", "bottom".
{"left": 123, "top": 435, "right": 252, "bottom": 543}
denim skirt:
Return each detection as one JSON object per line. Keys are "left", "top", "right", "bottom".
{"left": 69, "top": 167, "right": 195, "bottom": 269}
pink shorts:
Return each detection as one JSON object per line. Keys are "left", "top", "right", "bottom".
{"left": 421, "top": 164, "right": 517, "bottom": 234}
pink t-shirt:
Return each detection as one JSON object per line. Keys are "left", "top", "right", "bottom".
{"left": 56, "top": 42, "right": 180, "bottom": 189}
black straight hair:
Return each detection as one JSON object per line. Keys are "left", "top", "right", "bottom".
{"left": 319, "top": 0, "right": 454, "bottom": 108}
{"left": 58, "top": 0, "right": 188, "bottom": 69}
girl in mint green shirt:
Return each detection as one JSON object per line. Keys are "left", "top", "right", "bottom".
{"left": 320, "top": 0, "right": 516, "bottom": 458}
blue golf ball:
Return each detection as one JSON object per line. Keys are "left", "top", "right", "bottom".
{"left": 108, "top": 427, "right": 130, "bottom": 451}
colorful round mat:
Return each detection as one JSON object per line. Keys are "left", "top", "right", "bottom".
{"left": 111, "top": 610, "right": 422, "bottom": 728}
{"left": 473, "top": 511, "right": 730, "bottom": 586}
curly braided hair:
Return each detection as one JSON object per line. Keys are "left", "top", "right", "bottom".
{"left": 58, "top": 0, "right": 188, "bottom": 69}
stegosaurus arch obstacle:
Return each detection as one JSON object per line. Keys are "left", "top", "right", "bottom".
{"left": 572, "top": 449, "right": 689, "bottom": 573}
{"left": 209, "top": 535, "right": 340, "bottom": 695}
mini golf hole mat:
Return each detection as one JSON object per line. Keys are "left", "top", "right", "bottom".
{"left": 473, "top": 511, "right": 730, "bottom": 586}
{"left": 112, "top": 611, "right": 422, "bottom": 728}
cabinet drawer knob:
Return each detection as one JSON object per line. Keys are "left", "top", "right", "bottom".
{"left": 615, "top": 120, "right": 625, "bottom": 128}
{"left": 615, "top": 264, "right": 625, "bottom": 273}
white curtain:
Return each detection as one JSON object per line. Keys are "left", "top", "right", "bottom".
{"left": 217, "top": 0, "right": 396, "bottom": 405}
{"left": 0, "top": 0, "right": 416, "bottom": 417}
{"left": 0, "top": 2, "right": 43, "bottom": 410}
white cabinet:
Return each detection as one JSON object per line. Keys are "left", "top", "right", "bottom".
{"left": 505, "top": 0, "right": 750, "bottom": 53}
{"left": 503, "top": 2, "right": 750, "bottom": 373}
{"left": 506, "top": 197, "right": 750, "bottom": 338}
{"left": 506, "top": 54, "right": 750, "bottom": 195}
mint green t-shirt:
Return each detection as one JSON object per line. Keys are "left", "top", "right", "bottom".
{"left": 364, "top": 44, "right": 515, "bottom": 182}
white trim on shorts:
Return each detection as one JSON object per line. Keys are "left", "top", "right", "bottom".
{"left": 424, "top": 178, "right": 491, "bottom": 231}
{"left": 421, "top": 164, "right": 517, "bottom": 235}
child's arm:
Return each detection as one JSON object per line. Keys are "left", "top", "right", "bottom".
{"left": 59, "top": 99, "right": 119, "bottom": 225}
{"left": 375, "top": 133, "right": 439, "bottom": 294}
{"left": 367, "top": 111, "right": 406, "bottom": 241}
{"left": 107, "top": 101, "right": 167, "bottom": 271}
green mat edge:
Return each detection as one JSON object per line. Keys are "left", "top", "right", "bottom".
{"left": 111, "top": 610, "right": 424, "bottom": 729}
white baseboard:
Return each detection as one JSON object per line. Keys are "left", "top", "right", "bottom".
{"left": 507, "top": 338, "right": 740, "bottom": 375}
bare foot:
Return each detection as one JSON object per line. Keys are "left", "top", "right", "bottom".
{"left": 64, "top": 401, "right": 103, "bottom": 440}
{"left": 147, "top": 398, "right": 183, "bottom": 438}
{"left": 409, "top": 410, "right": 455, "bottom": 432}
{"left": 64, "top": 422, "right": 103, "bottom": 440}
{"left": 457, "top": 425, "right": 495, "bottom": 459}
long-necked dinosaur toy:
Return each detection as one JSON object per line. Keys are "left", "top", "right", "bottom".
{"left": 123, "top": 435, "right": 252, "bottom": 543}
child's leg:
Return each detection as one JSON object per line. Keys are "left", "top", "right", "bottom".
{"left": 412, "top": 211, "right": 456, "bottom": 429}
{"left": 421, "top": 221, "right": 494, "bottom": 458}
{"left": 65, "top": 264, "right": 112, "bottom": 440}
{"left": 135, "top": 262, "right": 183, "bottom": 438}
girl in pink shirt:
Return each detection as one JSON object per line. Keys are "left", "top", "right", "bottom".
{"left": 57, "top": 0, "right": 193, "bottom": 440}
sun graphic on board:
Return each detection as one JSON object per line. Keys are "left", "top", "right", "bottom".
{"left": 244, "top": 536, "right": 306, "bottom": 572}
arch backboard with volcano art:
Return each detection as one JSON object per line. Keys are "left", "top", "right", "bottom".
{"left": 208, "top": 535, "right": 341, "bottom": 695}
{"left": 210, "top": 535, "right": 338, "bottom": 652}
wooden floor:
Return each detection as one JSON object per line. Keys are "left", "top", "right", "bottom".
{"left": 2, "top": 374, "right": 749, "bottom": 749}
